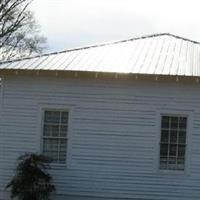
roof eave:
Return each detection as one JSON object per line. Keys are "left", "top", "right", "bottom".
{"left": 1, "top": 69, "right": 200, "bottom": 84}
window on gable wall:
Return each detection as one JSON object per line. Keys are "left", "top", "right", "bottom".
{"left": 42, "top": 110, "right": 68, "bottom": 164}
{"left": 160, "top": 115, "right": 187, "bottom": 171}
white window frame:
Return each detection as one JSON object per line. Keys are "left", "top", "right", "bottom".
{"left": 154, "top": 110, "right": 192, "bottom": 175}
{"left": 37, "top": 104, "right": 73, "bottom": 169}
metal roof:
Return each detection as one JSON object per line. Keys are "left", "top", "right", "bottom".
{"left": 1, "top": 33, "right": 200, "bottom": 77}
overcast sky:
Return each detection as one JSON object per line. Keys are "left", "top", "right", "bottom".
{"left": 30, "top": 0, "right": 200, "bottom": 53}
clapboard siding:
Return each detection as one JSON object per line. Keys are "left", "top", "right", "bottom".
{"left": 1, "top": 75, "right": 200, "bottom": 199}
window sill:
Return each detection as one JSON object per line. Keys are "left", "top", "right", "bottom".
{"left": 49, "top": 163, "right": 68, "bottom": 170}
{"left": 158, "top": 169, "right": 188, "bottom": 176}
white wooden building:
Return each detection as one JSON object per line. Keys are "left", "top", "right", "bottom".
{"left": 0, "top": 33, "right": 200, "bottom": 200}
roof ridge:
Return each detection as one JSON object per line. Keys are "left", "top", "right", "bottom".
{"left": 166, "top": 33, "right": 200, "bottom": 45}
{"left": 1, "top": 33, "right": 200, "bottom": 65}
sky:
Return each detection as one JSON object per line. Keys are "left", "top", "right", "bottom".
{"left": 30, "top": 0, "right": 200, "bottom": 53}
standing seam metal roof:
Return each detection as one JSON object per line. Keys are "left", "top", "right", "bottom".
{"left": 1, "top": 33, "right": 200, "bottom": 77}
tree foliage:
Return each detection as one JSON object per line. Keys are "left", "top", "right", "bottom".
{"left": 6, "top": 153, "right": 55, "bottom": 200}
{"left": 0, "top": 0, "right": 46, "bottom": 60}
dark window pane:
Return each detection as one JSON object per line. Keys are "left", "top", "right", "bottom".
{"left": 44, "top": 111, "right": 60, "bottom": 123}
{"left": 160, "top": 144, "right": 168, "bottom": 156}
{"left": 44, "top": 125, "right": 59, "bottom": 137}
{"left": 43, "top": 138, "right": 59, "bottom": 153}
{"left": 179, "top": 131, "right": 186, "bottom": 144}
{"left": 48, "top": 151, "right": 58, "bottom": 162}
{"left": 170, "top": 130, "right": 177, "bottom": 144}
{"left": 43, "top": 139, "right": 59, "bottom": 162}
{"left": 60, "top": 139, "right": 67, "bottom": 151}
{"left": 168, "top": 157, "right": 176, "bottom": 170}
{"left": 162, "top": 116, "right": 170, "bottom": 128}
{"left": 169, "top": 144, "right": 177, "bottom": 156}
{"left": 60, "top": 125, "right": 68, "bottom": 137}
{"left": 59, "top": 153, "right": 66, "bottom": 163}
{"left": 59, "top": 139, "right": 67, "bottom": 163}
{"left": 178, "top": 145, "right": 186, "bottom": 157}
{"left": 161, "top": 130, "right": 169, "bottom": 143}
{"left": 179, "top": 117, "right": 187, "bottom": 129}
{"left": 43, "top": 138, "right": 60, "bottom": 162}
{"left": 52, "top": 125, "right": 60, "bottom": 137}
{"left": 171, "top": 117, "right": 178, "bottom": 129}
{"left": 61, "top": 112, "right": 68, "bottom": 123}
{"left": 43, "top": 125, "right": 51, "bottom": 136}
{"left": 177, "top": 158, "right": 185, "bottom": 170}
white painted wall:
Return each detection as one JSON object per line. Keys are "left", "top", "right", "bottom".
{"left": 0, "top": 74, "right": 200, "bottom": 200}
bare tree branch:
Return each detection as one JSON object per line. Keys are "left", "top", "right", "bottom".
{"left": 0, "top": 0, "right": 46, "bottom": 61}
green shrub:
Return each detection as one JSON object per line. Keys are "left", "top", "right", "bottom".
{"left": 6, "top": 153, "right": 55, "bottom": 200}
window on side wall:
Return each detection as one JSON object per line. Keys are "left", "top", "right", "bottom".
{"left": 160, "top": 115, "right": 187, "bottom": 171}
{"left": 42, "top": 110, "right": 68, "bottom": 164}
